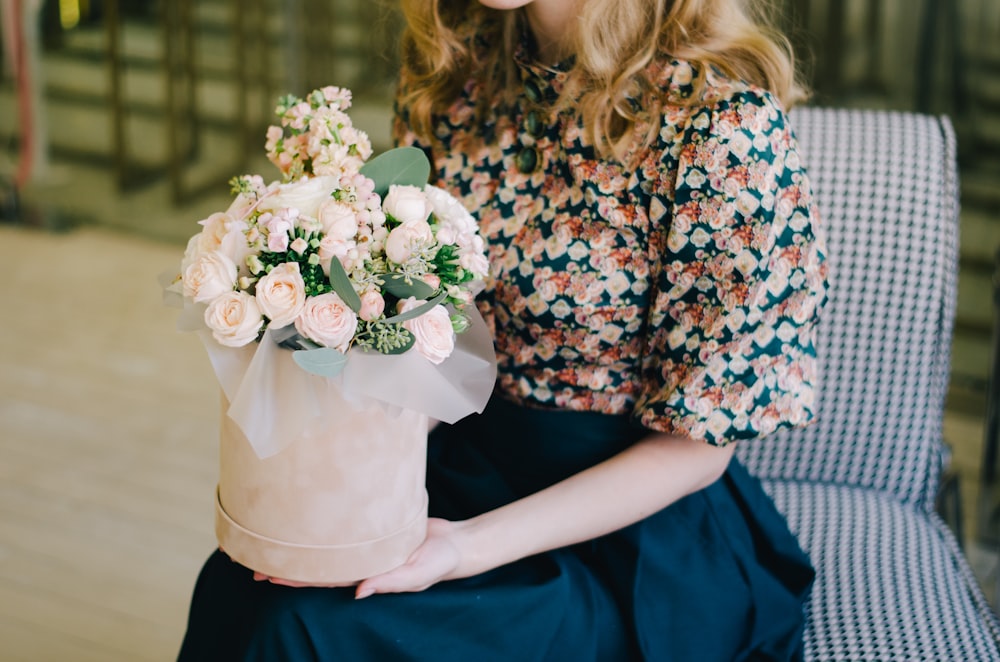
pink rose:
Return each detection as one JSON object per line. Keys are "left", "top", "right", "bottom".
{"left": 358, "top": 290, "right": 385, "bottom": 321}
{"left": 382, "top": 184, "right": 431, "bottom": 225}
{"left": 399, "top": 298, "right": 455, "bottom": 364}
{"left": 385, "top": 221, "right": 433, "bottom": 264}
{"left": 204, "top": 291, "right": 264, "bottom": 347}
{"left": 183, "top": 250, "right": 238, "bottom": 303}
{"left": 255, "top": 262, "right": 306, "bottom": 328}
{"left": 446, "top": 285, "right": 474, "bottom": 307}
{"left": 294, "top": 293, "right": 359, "bottom": 351}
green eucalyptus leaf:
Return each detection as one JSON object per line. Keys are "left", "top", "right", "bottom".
{"left": 292, "top": 347, "right": 349, "bottom": 378}
{"left": 327, "top": 258, "right": 362, "bottom": 312}
{"left": 381, "top": 272, "right": 437, "bottom": 300}
{"left": 359, "top": 147, "right": 431, "bottom": 197}
{"left": 382, "top": 290, "right": 448, "bottom": 325}
{"left": 271, "top": 326, "right": 305, "bottom": 350}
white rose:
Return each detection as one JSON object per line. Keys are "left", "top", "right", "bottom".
{"left": 459, "top": 250, "right": 490, "bottom": 279}
{"left": 204, "top": 291, "right": 264, "bottom": 347}
{"left": 255, "top": 262, "right": 306, "bottom": 328}
{"left": 399, "top": 298, "right": 455, "bottom": 364}
{"left": 181, "top": 233, "right": 202, "bottom": 274}
{"left": 318, "top": 199, "right": 359, "bottom": 240}
{"left": 193, "top": 212, "right": 231, "bottom": 255}
{"left": 383, "top": 184, "right": 431, "bottom": 225}
{"left": 219, "top": 225, "right": 253, "bottom": 273}
{"left": 424, "top": 185, "right": 477, "bottom": 244}
{"left": 183, "top": 250, "right": 238, "bottom": 303}
{"left": 185, "top": 212, "right": 251, "bottom": 273}
{"left": 259, "top": 175, "right": 341, "bottom": 219}
{"left": 385, "top": 221, "right": 434, "bottom": 264}
{"left": 294, "top": 293, "right": 359, "bottom": 351}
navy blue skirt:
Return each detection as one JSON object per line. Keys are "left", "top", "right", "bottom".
{"left": 178, "top": 396, "right": 813, "bottom": 661}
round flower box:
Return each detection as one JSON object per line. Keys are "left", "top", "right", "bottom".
{"left": 215, "top": 389, "right": 429, "bottom": 584}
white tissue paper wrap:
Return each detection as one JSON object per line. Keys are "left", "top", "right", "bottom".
{"left": 194, "top": 306, "right": 496, "bottom": 459}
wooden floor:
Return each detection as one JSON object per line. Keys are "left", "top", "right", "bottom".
{"left": 0, "top": 223, "right": 995, "bottom": 660}
{"left": 1, "top": 225, "right": 219, "bottom": 661}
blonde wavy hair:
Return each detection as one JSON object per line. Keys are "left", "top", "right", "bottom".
{"left": 399, "top": 0, "right": 807, "bottom": 159}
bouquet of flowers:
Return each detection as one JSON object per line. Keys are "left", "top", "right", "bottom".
{"left": 163, "top": 87, "right": 496, "bottom": 584}
{"left": 175, "top": 86, "right": 489, "bottom": 376}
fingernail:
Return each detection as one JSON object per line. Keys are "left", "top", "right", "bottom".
{"left": 355, "top": 587, "right": 375, "bottom": 600}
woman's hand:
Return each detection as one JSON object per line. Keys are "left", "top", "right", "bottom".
{"left": 354, "top": 518, "right": 465, "bottom": 599}
{"left": 250, "top": 518, "right": 467, "bottom": 597}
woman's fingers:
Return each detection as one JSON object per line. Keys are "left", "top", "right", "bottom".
{"left": 355, "top": 519, "right": 463, "bottom": 598}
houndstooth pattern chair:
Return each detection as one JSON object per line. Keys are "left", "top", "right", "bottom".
{"left": 736, "top": 107, "right": 1000, "bottom": 661}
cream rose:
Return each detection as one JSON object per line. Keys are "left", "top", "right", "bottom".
{"left": 204, "top": 291, "right": 264, "bottom": 347}
{"left": 318, "top": 199, "right": 359, "bottom": 240}
{"left": 193, "top": 212, "right": 229, "bottom": 253}
{"left": 294, "top": 293, "right": 359, "bottom": 351}
{"left": 255, "top": 262, "right": 306, "bottom": 328}
{"left": 259, "top": 175, "right": 341, "bottom": 219}
{"left": 183, "top": 250, "right": 238, "bottom": 303}
{"left": 385, "top": 220, "right": 434, "bottom": 264}
{"left": 399, "top": 298, "right": 455, "bottom": 364}
{"left": 383, "top": 184, "right": 431, "bottom": 225}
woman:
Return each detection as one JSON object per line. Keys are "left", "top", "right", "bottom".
{"left": 178, "top": 0, "right": 827, "bottom": 659}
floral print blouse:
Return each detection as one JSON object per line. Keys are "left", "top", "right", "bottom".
{"left": 393, "top": 48, "right": 828, "bottom": 447}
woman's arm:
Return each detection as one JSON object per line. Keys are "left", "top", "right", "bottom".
{"left": 354, "top": 433, "right": 735, "bottom": 598}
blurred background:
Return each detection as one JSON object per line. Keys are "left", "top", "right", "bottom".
{"left": 1, "top": 0, "right": 998, "bottom": 659}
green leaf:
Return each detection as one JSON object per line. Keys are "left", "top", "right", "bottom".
{"left": 381, "top": 290, "right": 448, "bottom": 324}
{"left": 381, "top": 272, "right": 437, "bottom": 300}
{"left": 327, "top": 258, "right": 362, "bottom": 312}
{"left": 292, "top": 347, "right": 349, "bottom": 378}
{"left": 359, "top": 146, "right": 431, "bottom": 197}
{"left": 376, "top": 332, "right": 415, "bottom": 355}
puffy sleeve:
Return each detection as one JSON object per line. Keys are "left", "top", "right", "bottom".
{"left": 633, "top": 88, "right": 828, "bottom": 446}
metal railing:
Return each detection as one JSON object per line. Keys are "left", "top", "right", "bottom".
{"left": 54, "top": 0, "right": 402, "bottom": 203}
{"left": 0, "top": 1, "right": 984, "bottom": 199}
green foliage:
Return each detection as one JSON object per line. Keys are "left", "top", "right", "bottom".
{"left": 256, "top": 232, "right": 332, "bottom": 298}
{"left": 381, "top": 291, "right": 448, "bottom": 325}
{"left": 381, "top": 272, "right": 437, "bottom": 300}
{"left": 292, "top": 347, "right": 349, "bottom": 377}
{"left": 359, "top": 147, "right": 431, "bottom": 197}
{"left": 431, "top": 244, "right": 473, "bottom": 286}
{"left": 327, "top": 257, "right": 363, "bottom": 312}
{"left": 354, "top": 321, "right": 415, "bottom": 355}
